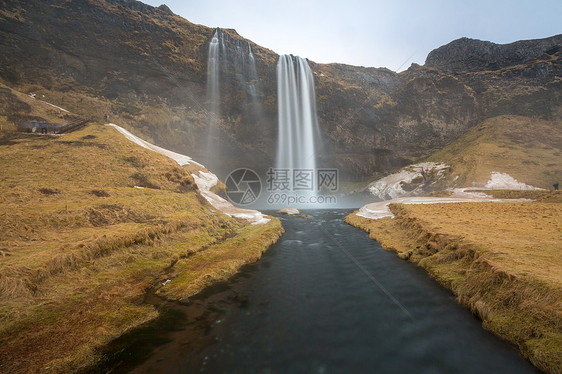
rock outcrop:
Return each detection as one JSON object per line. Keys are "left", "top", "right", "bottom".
{"left": 426, "top": 35, "right": 562, "bottom": 73}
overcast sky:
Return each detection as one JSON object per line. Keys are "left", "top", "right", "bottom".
{"left": 141, "top": 0, "right": 561, "bottom": 72}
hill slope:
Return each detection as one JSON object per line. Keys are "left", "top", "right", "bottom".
{"left": 426, "top": 115, "right": 562, "bottom": 189}
{"left": 0, "top": 117, "right": 282, "bottom": 373}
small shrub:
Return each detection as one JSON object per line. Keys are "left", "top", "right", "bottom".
{"left": 130, "top": 173, "right": 159, "bottom": 189}
{"left": 122, "top": 156, "right": 146, "bottom": 168}
{"left": 38, "top": 188, "right": 60, "bottom": 195}
{"left": 89, "top": 189, "right": 110, "bottom": 197}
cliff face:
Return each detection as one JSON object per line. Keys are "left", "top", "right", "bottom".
{"left": 313, "top": 35, "right": 561, "bottom": 178}
{"left": 0, "top": 0, "right": 208, "bottom": 98}
{"left": 1, "top": 0, "right": 560, "bottom": 180}
{"left": 0, "top": 0, "right": 281, "bottom": 176}
{"left": 425, "top": 35, "right": 562, "bottom": 73}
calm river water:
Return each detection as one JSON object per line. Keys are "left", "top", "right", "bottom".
{"left": 129, "top": 209, "right": 537, "bottom": 374}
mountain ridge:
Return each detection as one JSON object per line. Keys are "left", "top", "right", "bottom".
{"left": 0, "top": 0, "right": 560, "bottom": 181}
{"left": 425, "top": 34, "right": 562, "bottom": 73}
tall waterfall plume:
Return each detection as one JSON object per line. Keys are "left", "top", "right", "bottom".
{"left": 247, "top": 44, "right": 259, "bottom": 98}
{"left": 205, "top": 29, "right": 266, "bottom": 174}
{"left": 206, "top": 29, "right": 221, "bottom": 170}
{"left": 276, "top": 55, "right": 320, "bottom": 172}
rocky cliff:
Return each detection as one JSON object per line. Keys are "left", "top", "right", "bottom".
{"left": 0, "top": 0, "right": 560, "bottom": 181}
{"left": 426, "top": 35, "right": 562, "bottom": 73}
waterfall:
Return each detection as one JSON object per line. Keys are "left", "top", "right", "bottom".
{"left": 247, "top": 44, "right": 259, "bottom": 97}
{"left": 206, "top": 29, "right": 221, "bottom": 169}
{"left": 205, "top": 29, "right": 266, "bottom": 176}
{"left": 276, "top": 55, "right": 319, "bottom": 172}
{"left": 233, "top": 39, "right": 246, "bottom": 88}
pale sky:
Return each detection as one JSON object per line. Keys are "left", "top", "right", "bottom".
{"left": 141, "top": 0, "right": 561, "bottom": 72}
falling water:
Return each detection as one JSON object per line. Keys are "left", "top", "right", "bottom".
{"left": 247, "top": 44, "right": 259, "bottom": 97}
{"left": 205, "top": 29, "right": 266, "bottom": 175}
{"left": 232, "top": 40, "right": 246, "bottom": 88}
{"left": 246, "top": 43, "right": 265, "bottom": 127}
{"left": 276, "top": 55, "right": 320, "bottom": 172}
{"left": 206, "top": 29, "right": 221, "bottom": 169}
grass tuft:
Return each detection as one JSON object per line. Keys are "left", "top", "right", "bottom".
{"left": 38, "top": 188, "right": 60, "bottom": 195}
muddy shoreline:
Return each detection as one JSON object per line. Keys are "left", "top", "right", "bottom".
{"left": 82, "top": 260, "right": 263, "bottom": 373}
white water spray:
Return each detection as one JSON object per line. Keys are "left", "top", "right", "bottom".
{"left": 206, "top": 29, "right": 221, "bottom": 167}
{"left": 247, "top": 44, "right": 259, "bottom": 97}
{"left": 205, "top": 30, "right": 266, "bottom": 174}
{"left": 276, "top": 55, "right": 320, "bottom": 172}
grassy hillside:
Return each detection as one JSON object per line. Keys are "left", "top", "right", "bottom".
{"left": 0, "top": 122, "right": 283, "bottom": 373}
{"left": 426, "top": 115, "right": 562, "bottom": 189}
{"left": 0, "top": 82, "right": 77, "bottom": 131}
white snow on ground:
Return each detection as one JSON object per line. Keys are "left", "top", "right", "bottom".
{"left": 357, "top": 188, "right": 532, "bottom": 220}
{"left": 278, "top": 208, "right": 301, "bottom": 215}
{"left": 28, "top": 93, "right": 70, "bottom": 113}
{"left": 107, "top": 123, "right": 269, "bottom": 225}
{"left": 366, "top": 159, "right": 542, "bottom": 201}
{"left": 191, "top": 171, "right": 218, "bottom": 191}
{"left": 367, "top": 162, "right": 449, "bottom": 200}
{"left": 106, "top": 123, "right": 202, "bottom": 167}
{"left": 39, "top": 100, "right": 69, "bottom": 113}
{"left": 198, "top": 188, "right": 270, "bottom": 225}
{"left": 485, "top": 172, "right": 541, "bottom": 190}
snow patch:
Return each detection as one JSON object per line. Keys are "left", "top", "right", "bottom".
{"left": 108, "top": 123, "right": 269, "bottom": 225}
{"left": 192, "top": 171, "right": 218, "bottom": 191}
{"left": 40, "top": 100, "right": 69, "bottom": 113}
{"left": 485, "top": 172, "right": 540, "bottom": 190}
{"left": 278, "top": 208, "right": 301, "bottom": 215}
{"left": 357, "top": 189, "right": 531, "bottom": 220}
{"left": 198, "top": 188, "right": 270, "bottom": 225}
{"left": 367, "top": 162, "right": 448, "bottom": 200}
{"left": 28, "top": 93, "right": 70, "bottom": 113}
{"left": 106, "top": 123, "right": 202, "bottom": 167}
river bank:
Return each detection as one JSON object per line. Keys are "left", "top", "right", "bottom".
{"left": 0, "top": 125, "right": 283, "bottom": 373}
{"left": 346, "top": 192, "right": 562, "bottom": 373}
{"left": 99, "top": 210, "right": 537, "bottom": 373}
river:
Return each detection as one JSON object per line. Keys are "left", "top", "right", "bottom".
{"left": 119, "top": 209, "right": 537, "bottom": 373}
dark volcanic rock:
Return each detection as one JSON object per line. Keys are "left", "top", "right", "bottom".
{"left": 425, "top": 35, "right": 562, "bottom": 73}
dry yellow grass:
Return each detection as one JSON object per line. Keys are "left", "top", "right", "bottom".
{"left": 0, "top": 123, "right": 283, "bottom": 373}
{"left": 161, "top": 219, "right": 284, "bottom": 300}
{"left": 426, "top": 115, "right": 562, "bottom": 189}
{"left": 403, "top": 202, "right": 561, "bottom": 282}
{"left": 346, "top": 200, "right": 562, "bottom": 373}
{"left": 476, "top": 189, "right": 562, "bottom": 203}
{"left": 0, "top": 82, "right": 74, "bottom": 131}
